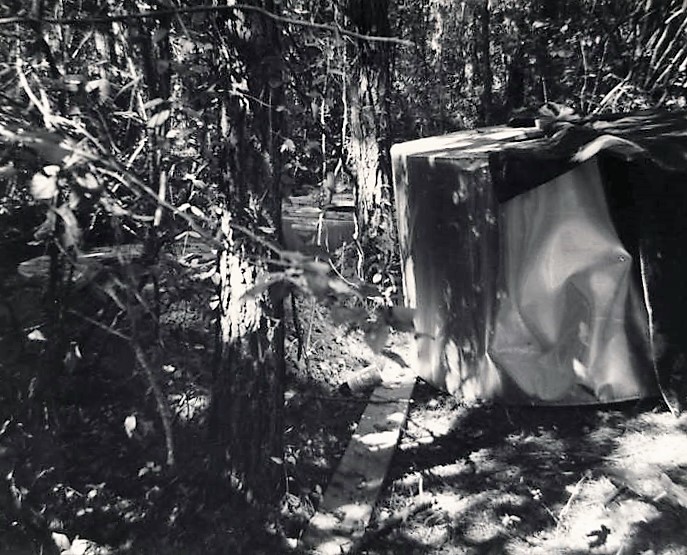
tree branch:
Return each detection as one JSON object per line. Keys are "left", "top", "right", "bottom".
{"left": 0, "top": 4, "right": 415, "bottom": 47}
{"left": 133, "top": 341, "right": 176, "bottom": 467}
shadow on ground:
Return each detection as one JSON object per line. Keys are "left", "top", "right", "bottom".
{"left": 361, "top": 382, "right": 687, "bottom": 555}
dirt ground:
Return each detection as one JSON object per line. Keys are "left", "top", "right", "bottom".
{"left": 362, "top": 389, "right": 687, "bottom": 555}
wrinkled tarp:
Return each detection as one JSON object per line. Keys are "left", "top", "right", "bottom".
{"left": 490, "top": 159, "right": 653, "bottom": 403}
{"left": 391, "top": 111, "right": 687, "bottom": 408}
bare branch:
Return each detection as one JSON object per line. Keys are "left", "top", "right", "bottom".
{"left": 0, "top": 4, "right": 415, "bottom": 48}
{"left": 67, "top": 309, "right": 132, "bottom": 342}
{"left": 15, "top": 59, "right": 53, "bottom": 128}
{"left": 133, "top": 342, "right": 176, "bottom": 467}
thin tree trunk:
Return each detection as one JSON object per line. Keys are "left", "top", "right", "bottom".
{"left": 533, "top": 0, "right": 558, "bottom": 104}
{"left": 474, "top": 0, "right": 493, "bottom": 125}
{"left": 505, "top": 48, "right": 525, "bottom": 115}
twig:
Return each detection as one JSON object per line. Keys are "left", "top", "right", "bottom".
{"left": 290, "top": 293, "right": 304, "bottom": 360}
{"left": 354, "top": 496, "right": 435, "bottom": 551}
{"left": 307, "top": 394, "right": 405, "bottom": 405}
{"left": 0, "top": 5, "right": 415, "bottom": 47}
{"left": 125, "top": 136, "right": 147, "bottom": 169}
{"left": 580, "top": 39, "right": 589, "bottom": 110}
{"left": 557, "top": 470, "right": 591, "bottom": 531}
{"left": 304, "top": 297, "right": 317, "bottom": 366}
{"left": 588, "top": 38, "right": 609, "bottom": 113}
{"left": 327, "top": 256, "right": 359, "bottom": 289}
{"left": 15, "top": 59, "right": 53, "bottom": 128}
{"left": 67, "top": 309, "right": 132, "bottom": 342}
{"left": 153, "top": 169, "right": 167, "bottom": 228}
{"left": 593, "top": 77, "right": 631, "bottom": 114}
{"left": 0, "top": 418, "right": 13, "bottom": 441}
{"left": 133, "top": 343, "right": 175, "bottom": 467}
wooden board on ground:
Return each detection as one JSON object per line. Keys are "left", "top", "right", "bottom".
{"left": 282, "top": 193, "right": 356, "bottom": 253}
{"left": 300, "top": 371, "right": 416, "bottom": 555}
{"left": 17, "top": 243, "right": 145, "bottom": 280}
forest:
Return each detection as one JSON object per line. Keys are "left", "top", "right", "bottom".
{"left": 1, "top": 0, "right": 687, "bottom": 554}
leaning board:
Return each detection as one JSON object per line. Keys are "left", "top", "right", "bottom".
{"left": 300, "top": 374, "right": 416, "bottom": 554}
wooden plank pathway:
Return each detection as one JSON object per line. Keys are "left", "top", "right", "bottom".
{"left": 300, "top": 370, "right": 416, "bottom": 554}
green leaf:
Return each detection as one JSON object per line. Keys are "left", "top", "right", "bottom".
{"left": 30, "top": 171, "right": 58, "bottom": 200}
{"left": 147, "top": 109, "right": 171, "bottom": 128}
{"left": 75, "top": 172, "right": 101, "bottom": 192}
{"left": 55, "top": 205, "right": 82, "bottom": 249}
{"left": 280, "top": 138, "right": 296, "bottom": 153}
{"left": 85, "top": 79, "right": 109, "bottom": 97}
{"left": 143, "top": 98, "right": 166, "bottom": 111}
{"left": 189, "top": 205, "right": 205, "bottom": 218}
{"left": 34, "top": 211, "right": 56, "bottom": 241}
{"left": 51, "top": 532, "right": 70, "bottom": 552}
{"left": 27, "top": 329, "right": 47, "bottom": 342}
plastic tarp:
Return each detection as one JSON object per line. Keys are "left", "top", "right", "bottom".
{"left": 489, "top": 159, "right": 653, "bottom": 403}
{"left": 390, "top": 118, "right": 687, "bottom": 406}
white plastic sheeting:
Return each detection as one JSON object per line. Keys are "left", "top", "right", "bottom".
{"left": 489, "top": 159, "right": 652, "bottom": 403}
{"left": 391, "top": 128, "right": 658, "bottom": 405}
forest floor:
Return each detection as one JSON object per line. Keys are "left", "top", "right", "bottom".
{"left": 1, "top": 240, "right": 687, "bottom": 555}
{"left": 284, "top": 302, "right": 687, "bottom": 555}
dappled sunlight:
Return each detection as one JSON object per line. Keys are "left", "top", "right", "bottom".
{"left": 366, "top": 389, "right": 687, "bottom": 554}
{"left": 1, "top": 0, "right": 686, "bottom": 553}
{"left": 168, "top": 392, "right": 210, "bottom": 422}
{"left": 390, "top": 127, "right": 542, "bottom": 161}
{"left": 354, "top": 429, "right": 399, "bottom": 452}
{"left": 612, "top": 431, "right": 687, "bottom": 468}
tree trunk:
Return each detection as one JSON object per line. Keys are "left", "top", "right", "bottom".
{"left": 207, "top": 1, "right": 286, "bottom": 506}
{"left": 505, "top": 48, "right": 525, "bottom": 114}
{"left": 346, "top": 0, "right": 396, "bottom": 278}
{"left": 533, "top": 0, "right": 557, "bottom": 104}
{"left": 474, "top": 0, "right": 493, "bottom": 125}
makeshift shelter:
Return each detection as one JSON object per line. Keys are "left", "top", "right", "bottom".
{"left": 391, "top": 111, "right": 687, "bottom": 411}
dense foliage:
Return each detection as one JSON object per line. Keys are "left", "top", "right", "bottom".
{"left": 0, "top": 0, "right": 685, "bottom": 553}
